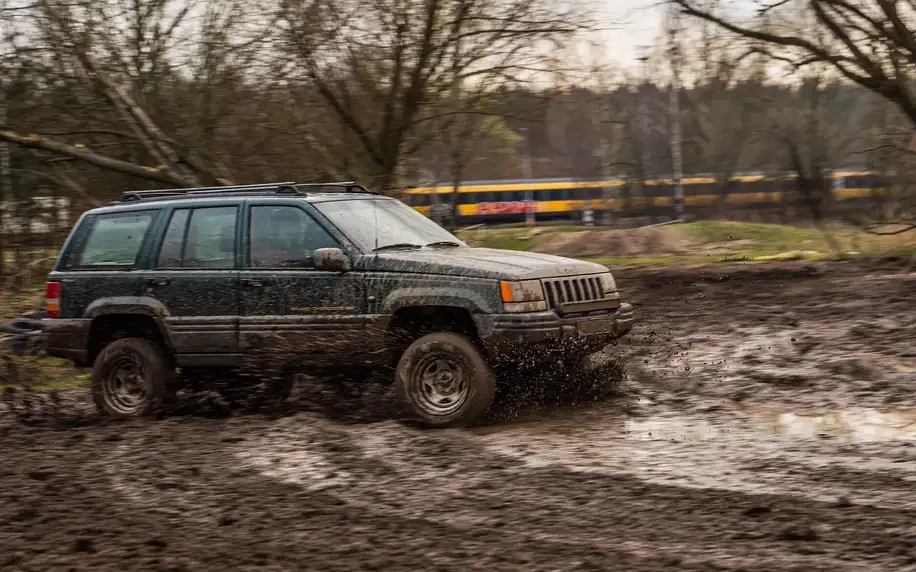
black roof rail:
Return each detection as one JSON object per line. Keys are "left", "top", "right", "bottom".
{"left": 117, "top": 180, "right": 378, "bottom": 203}
{"left": 293, "top": 181, "right": 378, "bottom": 195}
{"left": 119, "top": 181, "right": 298, "bottom": 202}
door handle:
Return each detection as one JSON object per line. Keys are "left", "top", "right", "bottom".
{"left": 146, "top": 278, "right": 171, "bottom": 287}
{"left": 242, "top": 277, "right": 269, "bottom": 287}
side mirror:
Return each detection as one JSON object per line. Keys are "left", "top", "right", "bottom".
{"left": 313, "top": 248, "right": 351, "bottom": 272}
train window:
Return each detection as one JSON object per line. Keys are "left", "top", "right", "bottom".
{"left": 649, "top": 184, "right": 672, "bottom": 198}
{"left": 692, "top": 182, "right": 716, "bottom": 195}
{"left": 506, "top": 191, "right": 521, "bottom": 201}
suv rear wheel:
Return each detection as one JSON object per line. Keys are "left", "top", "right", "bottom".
{"left": 91, "top": 337, "right": 175, "bottom": 419}
{"left": 394, "top": 331, "right": 496, "bottom": 427}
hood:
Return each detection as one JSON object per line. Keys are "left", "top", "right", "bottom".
{"left": 357, "top": 247, "right": 608, "bottom": 280}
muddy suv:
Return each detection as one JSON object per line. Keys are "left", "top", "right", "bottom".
{"left": 43, "top": 182, "right": 635, "bottom": 426}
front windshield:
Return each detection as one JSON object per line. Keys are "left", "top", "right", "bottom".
{"left": 314, "top": 198, "right": 465, "bottom": 252}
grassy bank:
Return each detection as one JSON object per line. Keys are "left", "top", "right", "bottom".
{"left": 457, "top": 220, "right": 916, "bottom": 265}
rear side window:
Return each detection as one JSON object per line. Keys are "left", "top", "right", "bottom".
{"left": 156, "top": 208, "right": 190, "bottom": 267}
{"left": 77, "top": 211, "right": 155, "bottom": 267}
{"left": 155, "top": 206, "right": 237, "bottom": 269}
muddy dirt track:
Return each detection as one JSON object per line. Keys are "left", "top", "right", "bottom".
{"left": 2, "top": 259, "right": 916, "bottom": 571}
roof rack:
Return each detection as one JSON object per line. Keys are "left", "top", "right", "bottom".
{"left": 292, "top": 181, "right": 378, "bottom": 195}
{"left": 120, "top": 181, "right": 298, "bottom": 202}
{"left": 118, "top": 180, "right": 378, "bottom": 203}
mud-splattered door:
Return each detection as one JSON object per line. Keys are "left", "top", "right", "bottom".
{"left": 238, "top": 203, "right": 367, "bottom": 364}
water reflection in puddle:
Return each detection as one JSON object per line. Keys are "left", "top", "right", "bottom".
{"left": 466, "top": 405, "right": 916, "bottom": 507}
{"left": 771, "top": 409, "right": 916, "bottom": 442}
{"left": 621, "top": 407, "right": 916, "bottom": 444}
{"left": 474, "top": 405, "right": 916, "bottom": 444}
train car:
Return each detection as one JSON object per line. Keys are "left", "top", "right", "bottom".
{"left": 401, "top": 170, "right": 884, "bottom": 224}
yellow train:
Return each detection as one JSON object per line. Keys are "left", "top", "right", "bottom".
{"left": 402, "top": 171, "right": 884, "bottom": 223}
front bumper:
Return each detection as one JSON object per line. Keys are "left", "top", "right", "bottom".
{"left": 475, "top": 302, "right": 635, "bottom": 359}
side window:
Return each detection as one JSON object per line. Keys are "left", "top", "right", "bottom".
{"left": 183, "top": 206, "right": 238, "bottom": 269}
{"left": 248, "top": 205, "right": 338, "bottom": 268}
{"left": 78, "top": 211, "right": 155, "bottom": 267}
{"left": 156, "top": 208, "right": 190, "bottom": 268}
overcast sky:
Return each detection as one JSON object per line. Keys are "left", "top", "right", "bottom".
{"left": 604, "top": 0, "right": 757, "bottom": 67}
{"left": 604, "top": 0, "right": 666, "bottom": 66}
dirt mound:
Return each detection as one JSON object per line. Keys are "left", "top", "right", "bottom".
{"left": 534, "top": 226, "right": 688, "bottom": 258}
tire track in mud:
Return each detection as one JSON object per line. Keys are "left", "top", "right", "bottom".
{"left": 222, "top": 410, "right": 916, "bottom": 570}
{"left": 76, "top": 417, "right": 726, "bottom": 571}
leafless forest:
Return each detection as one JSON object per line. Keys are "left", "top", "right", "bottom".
{"left": 2, "top": 0, "right": 916, "bottom": 207}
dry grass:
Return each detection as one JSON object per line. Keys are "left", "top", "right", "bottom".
{"left": 459, "top": 221, "right": 916, "bottom": 264}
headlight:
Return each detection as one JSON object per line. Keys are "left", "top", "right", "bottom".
{"left": 499, "top": 279, "right": 547, "bottom": 312}
{"left": 599, "top": 272, "right": 617, "bottom": 294}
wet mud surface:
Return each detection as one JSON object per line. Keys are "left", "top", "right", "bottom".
{"left": 2, "top": 259, "right": 916, "bottom": 571}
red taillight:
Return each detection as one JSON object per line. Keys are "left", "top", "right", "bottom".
{"left": 45, "top": 281, "right": 61, "bottom": 319}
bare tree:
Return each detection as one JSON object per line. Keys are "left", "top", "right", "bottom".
{"left": 672, "top": 0, "right": 916, "bottom": 125}
{"left": 848, "top": 95, "right": 916, "bottom": 236}
{"left": 277, "top": 0, "right": 588, "bottom": 192}
{"left": 0, "top": 0, "right": 273, "bottom": 188}
{"left": 673, "top": 0, "right": 916, "bottom": 233}
{"left": 673, "top": 2, "right": 766, "bottom": 214}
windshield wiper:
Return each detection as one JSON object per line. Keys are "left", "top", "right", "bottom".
{"left": 372, "top": 243, "right": 423, "bottom": 252}
{"left": 425, "top": 241, "right": 463, "bottom": 248}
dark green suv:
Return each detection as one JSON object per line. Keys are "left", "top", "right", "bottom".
{"left": 43, "top": 182, "right": 635, "bottom": 426}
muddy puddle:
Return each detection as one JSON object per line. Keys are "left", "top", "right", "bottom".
{"left": 472, "top": 404, "right": 916, "bottom": 443}
{"left": 463, "top": 403, "right": 916, "bottom": 510}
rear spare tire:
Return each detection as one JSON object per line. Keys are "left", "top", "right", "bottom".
{"left": 394, "top": 331, "right": 496, "bottom": 427}
{"left": 91, "top": 337, "right": 175, "bottom": 419}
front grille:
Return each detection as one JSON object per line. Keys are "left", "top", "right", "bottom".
{"left": 542, "top": 276, "right": 604, "bottom": 308}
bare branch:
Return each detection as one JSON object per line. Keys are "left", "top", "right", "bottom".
{"left": 0, "top": 129, "right": 192, "bottom": 186}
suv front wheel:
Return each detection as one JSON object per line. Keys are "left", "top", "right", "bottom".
{"left": 91, "top": 337, "right": 175, "bottom": 419}
{"left": 394, "top": 331, "right": 496, "bottom": 427}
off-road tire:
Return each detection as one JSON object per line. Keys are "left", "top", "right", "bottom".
{"left": 91, "top": 337, "right": 175, "bottom": 419}
{"left": 394, "top": 331, "right": 496, "bottom": 428}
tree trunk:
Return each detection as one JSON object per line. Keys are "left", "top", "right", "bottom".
{"left": 0, "top": 86, "right": 8, "bottom": 289}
